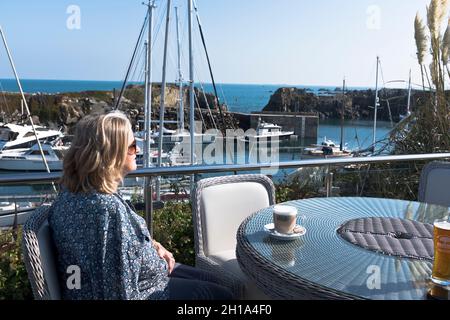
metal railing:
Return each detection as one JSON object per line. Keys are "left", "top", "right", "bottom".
{"left": 1, "top": 153, "right": 450, "bottom": 233}
{"left": 1, "top": 153, "right": 450, "bottom": 185}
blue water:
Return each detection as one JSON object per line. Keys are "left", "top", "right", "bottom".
{"left": 318, "top": 119, "right": 392, "bottom": 151}
{"left": 0, "top": 79, "right": 391, "bottom": 195}
{"left": 0, "top": 79, "right": 389, "bottom": 149}
{"left": 0, "top": 78, "right": 128, "bottom": 94}
{"left": 0, "top": 78, "right": 369, "bottom": 112}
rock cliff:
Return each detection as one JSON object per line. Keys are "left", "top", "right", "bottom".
{"left": 262, "top": 87, "right": 429, "bottom": 122}
{"left": 0, "top": 84, "right": 237, "bottom": 132}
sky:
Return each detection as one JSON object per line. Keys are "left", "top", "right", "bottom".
{"left": 0, "top": 0, "right": 435, "bottom": 87}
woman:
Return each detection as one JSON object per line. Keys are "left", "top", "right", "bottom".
{"left": 49, "top": 111, "right": 233, "bottom": 300}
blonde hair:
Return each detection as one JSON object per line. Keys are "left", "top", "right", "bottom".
{"left": 61, "top": 111, "right": 132, "bottom": 194}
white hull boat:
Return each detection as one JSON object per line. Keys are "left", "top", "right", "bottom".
{"left": 0, "top": 143, "right": 68, "bottom": 171}
{"left": 302, "top": 137, "right": 353, "bottom": 159}
{"left": 0, "top": 123, "right": 63, "bottom": 151}
{"left": 241, "top": 119, "right": 294, "bottom": 142}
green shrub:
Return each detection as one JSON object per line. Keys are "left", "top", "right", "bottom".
{"left": 152, "top": 201, "right": 195, "bottom": 266}
{"left": 275, "top": 169, "right": 325, "bottom": 203}
{"left": 0, "top": 229, "right": 32, "bottom": 300}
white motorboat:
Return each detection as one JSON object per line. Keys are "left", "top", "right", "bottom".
{"left": 0, "top": 142, "right": 69, "bottom": 171}
{"left": 167, "top": 141, "right": 199, "bottom": 166}
{"left": 0, "top": 202, "right": 16, "bottom": 212}
{"left": 243, "top": 118, "right": 294, "bottom": 141}
{"left": 0, "top": 123, "right": 63, "bottom": 151}
{"left": 135, "top": 146, "right": 171, "bottom": 167}
{"left": 150, "top": 128, "right": 215, "bottom": 144}
{"left": 0, "top": 201, "right": 35, "bottom": 214}
{"left": 152, "top": 126, "right": 177, "bottom": 138}
{"left": 135, "top": 137, "right": 199, "bottom": 167}
{"left": 302, "top": 137, "right": 353, "bottom": 159}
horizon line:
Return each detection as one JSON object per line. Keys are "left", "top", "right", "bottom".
{"left": 0, "top": 77, "right": 401, "bottom": 90}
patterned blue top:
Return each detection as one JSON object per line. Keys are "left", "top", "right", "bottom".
{"left": 48, "top": 190, "right": 169, "bottom": 300}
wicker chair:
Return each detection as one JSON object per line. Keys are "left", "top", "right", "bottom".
{"left": 22, "top": 205, "right": 61, "bottom": 300}
{"left": 192, "top": 174, "right": 275, "bottom": 299}
{"left": 418, "top": 161, "right": 450, "bottom": 207}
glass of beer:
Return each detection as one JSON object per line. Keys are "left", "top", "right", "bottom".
{"left": 431, "top": 218, "right": 450, "bottom": 286}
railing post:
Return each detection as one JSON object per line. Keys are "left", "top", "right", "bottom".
{"left": 144, "top": 177, "right": 154, "bottom": 237}
{"left": 325, "top": 165, "right": 334, "bottom": 198}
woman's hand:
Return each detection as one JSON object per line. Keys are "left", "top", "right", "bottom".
{"left": 153, "top": 241, "right": 176, "bottom": 275}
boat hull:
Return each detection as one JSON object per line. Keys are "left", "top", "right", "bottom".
{"left": 301, "top": 153, "right": 353, "bottom": 160}
{"left": 240, "top": 132, "right": 294, "bottom": 142}
{"left": 0, "top": 159, "right": 62, "bottom": 171}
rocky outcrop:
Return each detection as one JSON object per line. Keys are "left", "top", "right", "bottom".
{"left": 0, "top": 84, "right": 237, "bottom": 133}
{"left": 262, "top": 87, "right": 428, "bottom": 122}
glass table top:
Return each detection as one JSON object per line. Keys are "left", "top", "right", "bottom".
{"left": 239, "top": 197, "right": 449, "bottom": 300}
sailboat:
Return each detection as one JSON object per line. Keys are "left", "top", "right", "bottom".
{"left": 302, "top": 136, "right": 353, "bottom": 159}
{"left": 0, "top": 25, "right": 58, "bottom": 177}
{"left": 113, "top": 0, "right": 201, "bottom": 202}
{"left": 0, "top": 123, "right": 63, "bottom": 151}
{"left": 302, "top": 79, "right": 353, "bottom": 159}
{"left": 241, "top": 117, "right": 293, "bottom": 142}
{"left": 399, "top": 69, "right": 413, "bottom": 121}
{"left": 371, "top": 56, "right": 381, "bottom": 152}
{"left": 0, "top": 140, "right": 69, "bottom": 171}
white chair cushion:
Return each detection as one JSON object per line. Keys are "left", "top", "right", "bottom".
{"left": 200, "top": 182, "right": 270, "bottom": 256}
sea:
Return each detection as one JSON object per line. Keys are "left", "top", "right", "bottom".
{"left": 0, "top": 78, "right": 389, "bottom": 150}
{"left": 0, "top": 79, "right": 392, "bottom": 198}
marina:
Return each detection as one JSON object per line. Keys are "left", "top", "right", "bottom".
{"left": 0, "top": 0, "right": 393, "bottom": 208}
{"left": 1, "top": 0, "right": 447, "bottom": 303}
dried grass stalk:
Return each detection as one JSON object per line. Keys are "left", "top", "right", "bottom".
{"left": 442, "top": 19, "right": 450, "bottom": 63}
{"left": 415, "top": 13, "right": 428, "bottom": 65}
{"left": 430, "top": 60, "right": 439, "bottom": 86}
{"left": 427, "top": 0, "right": 448, "bottom": 40}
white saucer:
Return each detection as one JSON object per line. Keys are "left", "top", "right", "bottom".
{"left": 264, "top": 223, "right": 306, "bottom": 240}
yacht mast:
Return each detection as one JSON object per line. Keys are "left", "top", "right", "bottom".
{"left": 114, "top": 13, "right": 149, "bottom": 110}
{"left": 156, "top": 0, "right": 172, "bottom": 200}
{"left": 406, "top": 69, "right": 412, "bottom": 117}
{"left": 143, "top": 0, "right": 155, "bottom": 236}
{"left": 144, "top": 1, "right": 155, "bottom": 168}
{"left": 188, "top": 0, "right": 195, "bottom": 190}
{"left": 175, "top": 6, "right": 185, "bottom": 132}
{"left": 0, "top": 25, "right": 52, "bottom": 174}
{"left": 340, "top": 78, "right": 345, "bottom": 151}
{"left": 192, "top": 0, "right": 226, "bottom": 131}
{"left": 372, "top": 56, "right": 380, "bottom": 151}
{"left": 144, "top": 42, "right": 150, "bottom": 160}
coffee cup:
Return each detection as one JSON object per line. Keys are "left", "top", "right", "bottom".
{"left": 273, "top": 205, "right": 297, "bottom": 234}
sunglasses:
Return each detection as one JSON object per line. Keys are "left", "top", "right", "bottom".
{"left": 128, "top": 139, "right": 137, "bottom": 155}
